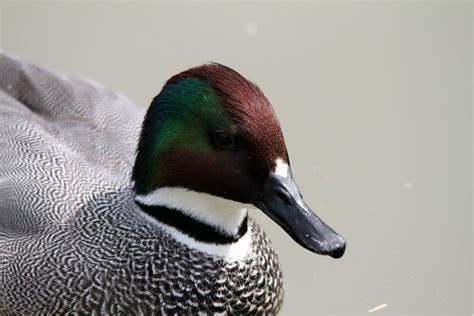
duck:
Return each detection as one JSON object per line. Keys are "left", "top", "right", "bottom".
{"left": 0, "top": 53, "right": 346, "bottom": 314}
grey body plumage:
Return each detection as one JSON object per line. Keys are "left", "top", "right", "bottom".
{"left": 0, "top": 54, "right": 283, "bottom": 314}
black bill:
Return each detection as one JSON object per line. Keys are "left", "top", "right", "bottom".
{"left": 254, "top": 170, "right": 346, "bottom": 259}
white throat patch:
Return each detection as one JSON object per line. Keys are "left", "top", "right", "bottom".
{"left": 136, "top": 187, "right": 251, "bottom": 236}
{"left": 135, "top": 187, "right": 254, "bottom": 259}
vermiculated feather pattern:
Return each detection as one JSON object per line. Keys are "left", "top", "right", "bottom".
{"left": 0, "top": 54, "right": 283, "bottom": 314}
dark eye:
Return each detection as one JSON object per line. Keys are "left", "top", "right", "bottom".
{"left": 213, "top": 130, "right": 233, "bottom": 149}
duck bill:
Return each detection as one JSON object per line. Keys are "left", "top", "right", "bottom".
{"left": 254, "top": 170, "right": 346, "bottom": 259}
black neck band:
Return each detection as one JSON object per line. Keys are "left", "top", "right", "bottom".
{"left": 136, "top": 201, "right": 248, "bottom": 244}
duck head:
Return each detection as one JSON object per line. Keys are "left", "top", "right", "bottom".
{"left": 132, "top": 64, "right": 345, "bottom": 259}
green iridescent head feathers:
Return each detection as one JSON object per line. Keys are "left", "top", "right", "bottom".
{"left": 132, "top": 63, "right": 288, "bottom": 200}
{"left": 133, "top": 77, "right": 236, "bottom": 194}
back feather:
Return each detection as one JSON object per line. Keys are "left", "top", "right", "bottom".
{"left": 0, "top": 53, "right": 143, "bottom": 236}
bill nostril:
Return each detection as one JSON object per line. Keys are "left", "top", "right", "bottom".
{"left": 276, "top": 190, "right": 292, "bottom": 206}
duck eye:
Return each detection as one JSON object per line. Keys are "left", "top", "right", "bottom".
{"left": 213, "top": 130, "right": 233, "bottom": 149}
